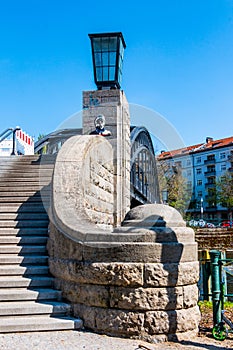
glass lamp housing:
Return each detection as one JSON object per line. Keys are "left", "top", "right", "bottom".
{"left": 88, "top": 32, "right": 126, "bottom": 90}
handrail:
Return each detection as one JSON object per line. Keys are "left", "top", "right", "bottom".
{"left": 0, "top": 128, "right": 13, "bottom": 142}
{"left": 0, "top": 127, "right": 21, "bottom": 155}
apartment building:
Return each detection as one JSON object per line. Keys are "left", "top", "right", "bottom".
{"left": 158, "top": 136, "right": 233, "bottom": 222}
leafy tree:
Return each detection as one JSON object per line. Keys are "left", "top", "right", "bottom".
{"left": 157, "top": 160, "right": 191, "bottom": 217}
{"left": 216, "top": 171, "right": 233, "bottom": 220}
{"left": 37, "top": 134, "right": 46, "bottom": 141}
{"left": 167, "top": 172, "right": 191, "bottom": 216}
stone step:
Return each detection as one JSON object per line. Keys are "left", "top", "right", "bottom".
{"left": 0, "top": 164, "right": 54, "bottom": 169}
{"left": 0, "top": 174, "right": 53, "bottom": 180}
{"left": 0, "top": 204, "right": 47, "bottom": 213}
{"left": 0, "top": 186, "right": 51, "bottom": 192}
{"left": 0, "top": 220, "right": 49, "bottom": 228}
{"left": 0, "top": 315, "right": 82, "bottom": 333}
{"left": 0, "top": 191, "right": 50, "bottom": 197}
{"left": 0, "top": 227, "right": 48, "bottom": 236}
{"left": 0, "top": 288, "right": 62, "bottom": 302}
{"left": 0, "top": 245, "right": 47, "bottom": 254}
{"left": 0, "top": 254, "right": 48, "bottom": 265}
{"left": 0, "top": 213, "right": 48, "bottom": 220}
{"left": 0, "top": 301, "right": 71, "bottom": 316}
{"left": 0, "top": 196, "right": 49, "bottom": 203}
{"left": 0, "top": 156, "right": 54, "bottom": 161}
{"left": 0, "top": 265, "right": 49, "bottom": 276}
{"left": 0, "top": 236, "right": 47, "bottom": 245}
{"left": 0, "top": 163, "right": 54, "bottom": 168}
{"left": 0, "top": 178, "right": 52, "bottom": 185}
{"left": 0, "top": 276, "right": 54, "bottom": 288}
{"left": 0, "top": 154, "right": 55, "bottom": 160}
{"left": 0, "top": 179, "right": 51, "bottom": 186}
{"left": 0, "top": 184, "right": 50, "bottom": 191}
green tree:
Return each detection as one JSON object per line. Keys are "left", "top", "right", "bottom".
{"left": 37, "top": 134, "right": 45, "bottom": 141}
{"left": 216, "top": 171, "right": 233, "bottom": 220}
{"left": 167, "top": 172, "right": 191, "bottom": 216}
{"left": 157, "top": 160, "right": 191, "bottom": 217}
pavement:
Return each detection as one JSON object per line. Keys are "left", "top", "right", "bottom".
{"left": 0, "top": 330, "right": 233, "bottom": 350}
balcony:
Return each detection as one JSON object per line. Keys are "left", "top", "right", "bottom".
{"left": 205, "top": 206, "right": 217, "bottom": 211}
{"left": 205, "top": 182, "right": 216, "bottom": 188}
{"left": 204, "top": 170, "right": 216, "bottom": 176}
{"left": 204, "top": 157, "right": 216, "bottom": 165}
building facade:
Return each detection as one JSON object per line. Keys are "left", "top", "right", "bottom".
{"left": 158, "top": 136, "right": 233, "bottom": 223}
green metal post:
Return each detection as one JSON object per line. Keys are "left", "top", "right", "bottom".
{"left": 201, "top": 250, "right": 211, "bottom": 300}
{"left": 210, "top": 250, "right": 221, "bottom": 325}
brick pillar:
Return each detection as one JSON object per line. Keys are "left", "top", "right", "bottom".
{"left": 82, "top": 90, "right": 130, "bottom": 226}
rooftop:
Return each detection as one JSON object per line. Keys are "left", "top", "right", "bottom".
{"left": 158, "top": 135, "right": 233, "bottom": 160}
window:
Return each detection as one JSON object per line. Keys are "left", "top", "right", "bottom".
{"left": 207, "top": 154, "right": 215, "bottom": 161}
{"left": 221, "top": 163, "right": 226, "bottom": 171}
{"left": 196, "top": 168, "right": 202, "bottom": 175}
{"left": 93, "top": 36, "right": 118, "bottom": 82}
{"left": 207, "top": 177, "right": 216, "bottom": 185}
{"left": 197, "top": 179, "right": 202, "bottom": 186}
{"left": 187, "top": 169, "right": 192, "bottom": 176}
{"left": 197, "top": 191, "right": 202, "bottom": 197}
{"left": 187, "top": 181, "right": 192, "bottom": 188}
{"left": 186, "top": 159, "right": 191, "bottom": 166}
{"left": 174, "top": 161, "right": 182, "bottom": 168}
{"left": 207, "top": 165, "right": 215, "bottom": 173}
{"left": 220, "top": 152, "right": 226, "bottom": 159}
{"left": 196, "top": 156, "right": 201, "bottom": 164}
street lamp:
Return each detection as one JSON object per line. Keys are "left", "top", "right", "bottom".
{"left": 88, "top": 32, "right": 126, "bottom": 90}
{"left": 162, "top": 189, "right": 168, "bottom": 204}
{"left": 200, "top": 197, "right": 204, "bottom": 219}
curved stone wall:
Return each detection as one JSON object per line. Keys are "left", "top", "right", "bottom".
{"left": 51, "top": 135, "right": 115, "bottom": 239}
{"left": 48, "top": 135, "right": 200, "bottom": 343}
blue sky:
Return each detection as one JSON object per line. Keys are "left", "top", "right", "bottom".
{"left": 0, "top": 0, "right": 232, "bottom": 150}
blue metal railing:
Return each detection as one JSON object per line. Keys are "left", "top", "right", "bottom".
{"left": 0, "top": 127, "right": 21, "bottom": 155}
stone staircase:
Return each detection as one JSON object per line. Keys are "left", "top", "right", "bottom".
{"left": 0, "top": 155, "right": 82, "bottom": 333}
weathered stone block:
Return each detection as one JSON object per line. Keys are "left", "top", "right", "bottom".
{"left": 74, "top": 303, "right": 144, "bottom": 336}
{"left": 49, "top": 259, "right": 143, "bottom": 287}
{"left": 144, "top": 306, "right": 200, "bottom": 335}
{"left": 47, "top": 225, "right": 83, "bottom": 260}
{"left": 110, "top": 286, "right": 183, "bottom": 311}
{"left": 144, "top": 261, "right": 199, "bottom": 287}
{"left": 82, "top": 262, "right": 143, "bottom": 286}
{"left": 144, "top": 310, "right": 177, "bottom": 334}
{"left": 183, "top": 284, "right": 199, "bottom": 308}
{"left": 176, "top": 306, "right": 201, "bottom": 332}
{"left": 73, "top": 303, "right": 96, "bottom": 329}
{"left": 53, "top": 279, "right": 109, "bottom": 307}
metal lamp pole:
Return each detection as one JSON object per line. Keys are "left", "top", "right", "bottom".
{"left": 200, "top": 197, "right": 204, "bottom": 219}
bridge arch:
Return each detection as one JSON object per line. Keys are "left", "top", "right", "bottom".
{"left": 130, "top": 126, "right": 160, "bottom": 207}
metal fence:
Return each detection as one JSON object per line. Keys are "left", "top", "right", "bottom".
{"left": 199, "top": 249, "right": 233, "bottom": 325}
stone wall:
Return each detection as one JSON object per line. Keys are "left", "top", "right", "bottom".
{"left": 51, "top": 135, "right": 115, "bottom": 237}
{"left": 49, "top": 185, "right": 200, "bottom": 342}
{"left": 195, "top": 228, "right": 233, "bottom": 251}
